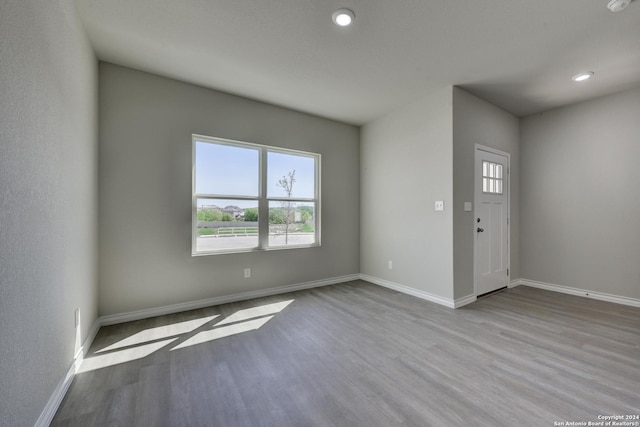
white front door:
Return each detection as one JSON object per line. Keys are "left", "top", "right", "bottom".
{"left": 474, "top": 146, "right": 509, "bottom": 296}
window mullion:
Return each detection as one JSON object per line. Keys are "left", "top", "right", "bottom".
{"left": 258, "top": 148, "right": 269, "bottom": 249}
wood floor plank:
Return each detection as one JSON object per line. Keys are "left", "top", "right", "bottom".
{"left": 51, "top": 281, "right": 640, "bottom": 426}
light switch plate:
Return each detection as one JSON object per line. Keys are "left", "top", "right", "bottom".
{"left": 464, "top": 202, "right": 472, "bottom": 212}
{"left": 435, "top": 201, "right": 444, "bottom": 211}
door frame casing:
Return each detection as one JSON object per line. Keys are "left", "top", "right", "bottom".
{"left": 473, "top": 144, "right": 511, "bottom": 297}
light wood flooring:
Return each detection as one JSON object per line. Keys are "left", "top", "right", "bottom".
{"left": 52, "top": 281, "right": 640, "bottom": 426}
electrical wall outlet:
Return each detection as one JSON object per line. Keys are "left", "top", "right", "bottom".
{"left": 244, "top": 268, "right": 251, "bottom": 278}
{"left": 388, "top": 260, "right": 393, "bottom": 270}
{"left": 435, "top": 200, "right": 445, "bottom": 211}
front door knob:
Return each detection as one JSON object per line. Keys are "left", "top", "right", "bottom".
{"left": 477, "top": 227, "right": 484, "bottom": 233}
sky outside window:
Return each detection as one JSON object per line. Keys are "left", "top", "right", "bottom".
{"left": 195, "top": 141, "right": 259, "bottom": 196}
{"left": 267, "top": 152, "right": 315, "bottom": 198}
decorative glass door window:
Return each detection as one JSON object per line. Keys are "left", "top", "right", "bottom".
{"left": 482, "top": 161, "right": 503, "bottom": 194}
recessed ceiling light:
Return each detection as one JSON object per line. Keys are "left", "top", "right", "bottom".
{"left": 607, "top": 0, "right": 631, "bottom": 12}
{"left": 332, "top": 8, "right": 355, "bottom": 26}
{"left": 572, "top": 72, "right": 594, "bottom": 82}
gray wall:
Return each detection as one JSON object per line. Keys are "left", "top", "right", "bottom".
{"left": 361, "top": 87, "right": 454, "bottom": 300}
{"left": 452, "top": 87, "right": 520, "bottom": 299}
{"left": 521, "top": 87, "right": 640, "bottom": 299}
{"left": 98, "top": 63, "right": 360, "bottom": 316}
{"left": 0, "top": 1, "right": 98, "bottom": 425}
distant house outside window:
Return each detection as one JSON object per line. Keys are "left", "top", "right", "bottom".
{"left": 192, "top": 134, "right": 320, "bottom": 255}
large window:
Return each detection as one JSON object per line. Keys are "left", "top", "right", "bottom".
{"left": 192, "top": 135, "right": 320, "bottom": 255}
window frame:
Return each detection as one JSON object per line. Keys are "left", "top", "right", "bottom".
{"left": 192, "top": 134, "right": 321, "bottom": 256}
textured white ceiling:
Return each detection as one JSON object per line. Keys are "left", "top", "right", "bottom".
{"left": 75, "top": 0, "right": 640, "bottom": 125}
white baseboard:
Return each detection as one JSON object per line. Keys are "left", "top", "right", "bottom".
{"left": 100, "top": 274, "right": 361, "bottom": 326}
{"left": 34, "top": 318, "right": 101, "bottom": 427}
{"left": 517, "top": 278, "right": 640, "bottom": 308}
{"left": 34, "top": 361, "right": 75, "bottom": 427}
{"left": 509, "top": 278, "right": 522, "bottom": 288}
{"left": 359, "top": 274, "right": 456, "bottom": 308}
{"left": 453, "top": 294, "right": 477, "bottom": 308}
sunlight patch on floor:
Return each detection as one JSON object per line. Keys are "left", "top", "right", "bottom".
{"left": 172, "top": 300, "right": 294, "bottom": 350}
{"left": 215, "top": 300, "right": 294, "bottom": 326}
{"left": 171, "top": 316, "right": 273, "bottom": 350}
{"left": 96, "top": 315, "right": 219, "bottom": 353}
{"left": 79, "top": 300, "right": 295, "bottom": 372}
{"left": 78, "top": 338, "right": 178, "bottom": 373}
